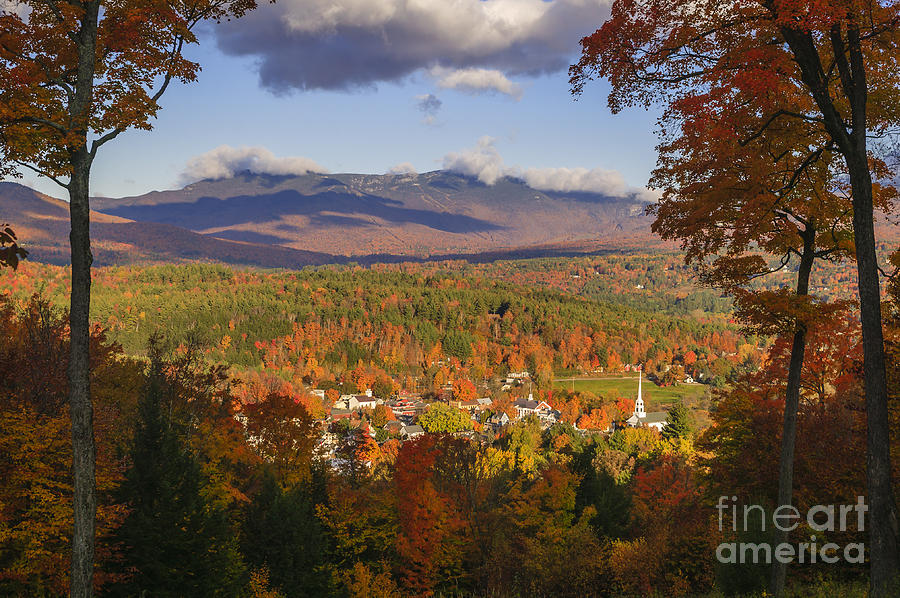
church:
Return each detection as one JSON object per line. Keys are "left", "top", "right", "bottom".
{"left": 625, "top": 370, "right": 669, "bottom": 431}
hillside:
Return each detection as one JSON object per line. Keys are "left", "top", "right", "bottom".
{"left": 92, "top": 170, "right": 658, "bottom": 257}
{"left": 0, "top": 181, "right": 341, "bottom": 268}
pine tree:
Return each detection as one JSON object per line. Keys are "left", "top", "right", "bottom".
{"left": 662, "top": 403, "right": 691, "bottom": 441}
{"left": 241, "top": 467, "right": 328, "bottom": 597}
{"left": 107, "top": 362, "right": 245, "bottom": 597}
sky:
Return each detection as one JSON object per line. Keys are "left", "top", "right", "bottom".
{"left": 12, "top": 0, "right": 662, "bottom": 200}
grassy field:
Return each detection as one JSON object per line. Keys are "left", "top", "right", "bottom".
{"left": 552, "top": 375, "right": 710, "bottom": 408}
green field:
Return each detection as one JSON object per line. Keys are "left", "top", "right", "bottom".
{"left": 552, "top": 376, "right": 710, "bottom": 408}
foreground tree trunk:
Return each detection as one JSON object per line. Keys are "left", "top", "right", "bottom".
{"left": 769, "top": 228, "right": 815, "bottom": 597}
{"left": 1, "top": 1, "right": 263, "bottom": 592}
{"left": 68, "top": 4, "right": 100, "bottom": 597}
{"left": 68, "top": 154, "right": 95, "bottom": 598}
{"left": 848, "top": 149, "right": 900, "bottom": 596}
{"left": 781, "top": 23, "right": 900, "bottom": 594}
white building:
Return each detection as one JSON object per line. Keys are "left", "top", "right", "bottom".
{"left": 625, "top": 371, "right": 668, "bottom": 431}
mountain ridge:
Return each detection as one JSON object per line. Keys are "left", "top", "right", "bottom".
{"left": 91, "top": 170, "right": 654, "bottom": 258}
{"left": 2, "top": 171, "right": 663, "bottom": 268}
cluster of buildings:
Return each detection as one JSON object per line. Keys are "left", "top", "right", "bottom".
{"left": 313, "top": 368, "right": 668, "bottom": 461}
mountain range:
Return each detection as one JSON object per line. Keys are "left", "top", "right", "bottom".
{"left": 2, "top": 171, "right": 660, "bottom": 268}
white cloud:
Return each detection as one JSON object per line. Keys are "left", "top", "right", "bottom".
{"left": 387, "top": 162, "right": 417, "bottom": 175}
{"left": 431, "top": 67, "right": 523, "bottom": 100}
{"left": 215, "top": 0, "right": 612, "bottom": 92}
{"left": 442, "top": 137, "right": 506, "bottom": 185}
{"left": 179, "top": 146, "right": 328, "bottom": 184}
{"left": 520, "top": 166, "right": 627, "bottom": 195}
{"left": 443, "top": 137, "right": 657, "bottom": 200}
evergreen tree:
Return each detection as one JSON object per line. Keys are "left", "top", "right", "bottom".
{"left": 107, "top": 362, "right": 245, "bottom": 597}
{"left": 662, "top": 403, "right": 691, "bottom": 441}
{"left": 241, "top": 468, "right": 329, "bottom": 597}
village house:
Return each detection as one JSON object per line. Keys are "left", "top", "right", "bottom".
{"left": 512, "top": 394, "right": 559, "bottom": 425}
{"left": 449, "top": 396, "right": 492, "bottom": 415}
{"left": 388, "top": 397, "right": 427, "bottom": 420}
{"left": 383, "top": 420, "right": 404, "bottom": 435}
{"left": 486, "top": 411, "right": 510, "bottom": 430}
{"left": 330, "top": 407, "right": 353, "bottom": 421}
{"left": 333, "top": 391, "right": 381, "bottom": 412}
{"left": 400, "top": 424, "right": 424, "bottom": 440}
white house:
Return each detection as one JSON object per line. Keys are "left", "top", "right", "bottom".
{"left": 354, "top": 395, "right": 380, "bottom": 411}
{"left": 400, "top": 424, "right": 424, "bottom": 440}
{"left": 513, "top": 394, "right": 559, "bottom": 425}
{"left": 487, "top": 411, "right": 510, "bottom": 429}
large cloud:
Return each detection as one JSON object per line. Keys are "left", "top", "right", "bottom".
{"left": 443, "top": 137, "right": 657, "bottom": 199}
{"left": 214, "top": 0, "right": 611, "bottom": 93}
{"left": 179, "top": 146, "right": 328, "bottom": 184}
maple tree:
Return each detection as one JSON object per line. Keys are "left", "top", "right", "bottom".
{"left": 452, "top": 377, "right": 477, "bottom": 402}
{"left": 242, "top": 392, "right": 318, "bottom": 488}
{"left": 571, "top": 1, "right": 900, "bottom": 593}
{"left": 394, "top": 436, "right": 468, "bottom": 595}
{"left": 0, "top": 294, "right": 139, "bottom": 595}
{"left": 577, "top": 3, "right": 861, "bottom": 588}
{"left": 700, "top": 317, "right": 869, "bottom": 591}
{"left": 0, "top": 2, "right": 260, "bottom": 594}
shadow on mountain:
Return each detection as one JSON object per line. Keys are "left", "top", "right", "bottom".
{"left": 206, "top": 229, "right": 290, "bottom": 244}
{"left": 101, "top": 189, "right": 506, "bottom": 236}
{"left": 315, "top": 177, "right": 348, "bottom": 189}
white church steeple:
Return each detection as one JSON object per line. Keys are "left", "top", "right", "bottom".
{"left": 634, "top": 369, "right": 646, "bottom": 418}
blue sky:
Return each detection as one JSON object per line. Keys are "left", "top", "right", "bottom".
{"left": 16, "top": 0, "right": 661, "bottom": 199}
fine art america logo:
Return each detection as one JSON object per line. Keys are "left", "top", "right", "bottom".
{"left": 715, "top": 496, "right": 867, "bottom": 564}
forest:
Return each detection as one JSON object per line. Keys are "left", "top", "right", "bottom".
{"left": 0, "top": 255, "right": 898, "bottom": 596}
{"left": 2, "top": 258, "right": 759, "bottom": 394}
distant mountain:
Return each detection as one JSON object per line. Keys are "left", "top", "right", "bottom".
{"left": 92, "top": 171, "right": 657, "bottom": 258}
{"left": 1, "top": 172, "right": 663, "bottom": 269}
{"left": 0, "top": 182, "right": 338, "bottom": 268}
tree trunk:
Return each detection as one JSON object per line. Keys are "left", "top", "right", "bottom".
{"left": 68, "top": 154, "right": 95, "bottom": 598}
{"left": 69, "top": 4, "right": 100, "bottom": 597}
{"left": 845, "top": 23, "right": 899, "bottom": 592}
{"left": 769, "top": 229, "right": 815, "bottom": 598}
{"left": 847, "top": 149, "right": 900, "bottom": 596}
{"left": 779, "top": 21, "right": 900, "bottom": 593}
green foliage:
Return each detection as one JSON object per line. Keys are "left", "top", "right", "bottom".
{"left": 242, "top": 469, "right": 328, "bottom": 597}
{"left": 418, "top": 402, "right": 473, "bottom": 434}
{"left": 107, "top": 359, "right": 245, "bottom": 597}
{"left": 662, "top": 402, "right": 691, "bottom": 440}
{"left": 572, "top": 441, "right": 631, "bottom": 539}
{"left": 7, "top": 262, "right": 749, "bottom": 388}
{"left": 442, "top": 331, "right": 474, "bottom": 361}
